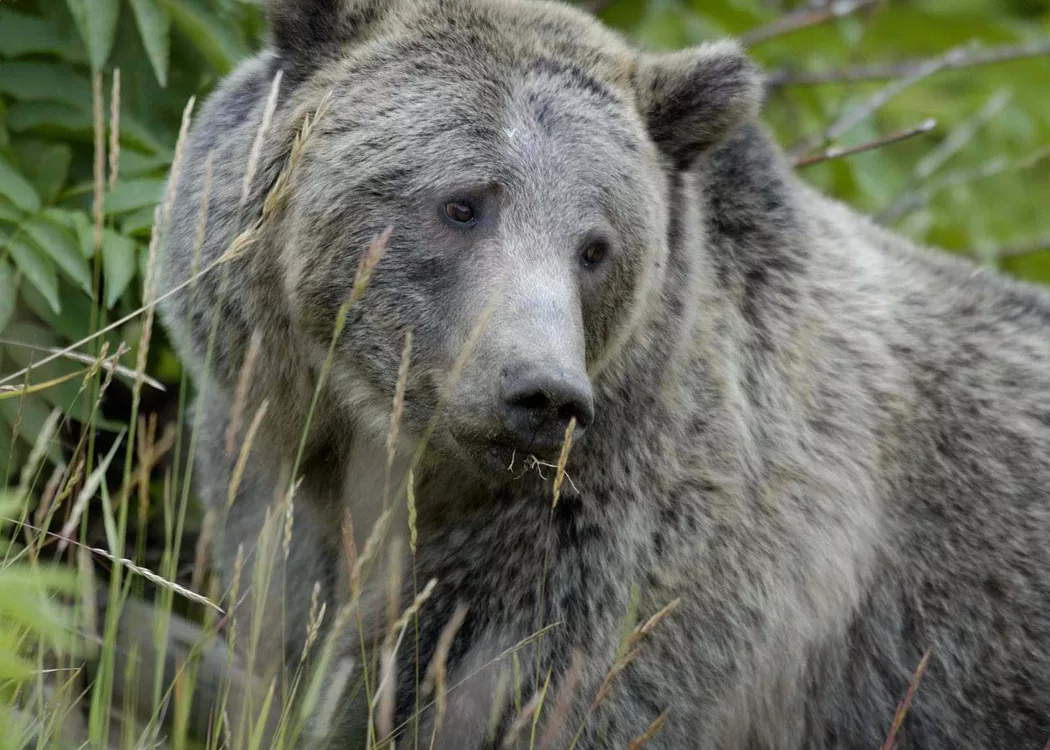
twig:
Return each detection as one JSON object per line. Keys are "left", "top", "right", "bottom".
{"left": 880, "top": 90, "right": 1012, "bottom": 222}
{"left": 978, "top": 232, "right": 1050, "bottom": 260}
{"left": 825, "top": 43, "right": 973, "bottom": 144}
{"left": 769, "top": 37, "right": 1050, "bottom": 87}
{"left": 793, "top": 118, "right": 936, "bottom": 168}
{"left": 582, "top": 0, "right": 614, "bottom": 14}
{"left": 742, "top": 0, "right": 881, "bottom": 46}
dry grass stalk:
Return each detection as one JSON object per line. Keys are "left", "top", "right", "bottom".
{"left": 302, "top": 582, "right": 327, "bottom": 664}
{"left": 627, "top": 709, "right": 670, "bottom": 750}
{"left": 421, "top": 602, "right": 469, "bottom": 736}
{"left": 385, "top": 330, "right": 413, "bottom": 503}
{"left": 108, "top": 69, "right": 120, "bottom": 192}
{"left": 375, "top": 577, "right": 437, "bottom": 744}
{"left": 353, "top": 226, "right": 393, "bottom": 304}
{"left": 164, "top": 96, "right": 196, "bottom": 228}
{"left": 16, "top": 406, "right": 61, "bottom": 498}
{"left": 56, "top": 425, "right": 125, "bottom": 551}
{"left": 282, "top": 477, "right": 302, "bottom": 562}
{"left": 241, "top": 72, "right": 283, "bottom": 211}
{"left": 262, "top": 92, "right": 333, "bottom": 220}
{"left": 190, "top": 151, "right": 215, "bottom": 291}
{"left": 351, "top": 508, "right": 394, "bottom": 596}
{"left": 226, "top": 329, "right": 263, "bottom": 457}
{"left": 538, "top": 650, "right": 585, "bottom": 750}
{"left": 0, "top": 340, "right": 165, "bottom": 392}
{"left": 406, "top": 470, "right": 418, "bottom": 556}
{"left": 551, "top": 416, "right": 576, "bottom": 509}
{"left": 33, "top": 460, "right": 67, "bottom": 530}
{"left": 191, "top": 507, "right": 217, "bottom": 594}
{"left": 11, "top": 517, "right": 224, "bottom": 614}
{"left": 226, "top": 399, "right": 270, "bottom": 509}
{"left": 342, "top": 509, "right": 360, "bottom": 595}
{"left": 384, "top": 537, "right": 405, "bottom": 642}
{"left": 500, "top": 669, "right": 551, "bottom": 750}
{"left": 881, "top": 649, "right": 931, "bottom": 750}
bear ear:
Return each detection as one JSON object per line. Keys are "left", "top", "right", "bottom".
{"left": 267, "top": 0, "right": 385, "bottom": 72}
{"left": 636, "top": 40, "right": 763, "bottom": 167}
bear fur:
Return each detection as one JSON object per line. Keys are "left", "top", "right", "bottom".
{"left": 156, "top": 0, "right": 1050, "bottom": 746}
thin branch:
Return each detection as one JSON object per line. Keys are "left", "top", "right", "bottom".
{"left": 880, "top": 90, "right": 1011, "bottom": 222}
{"left": 769, "top": 37, "right": 1050, "bottom": 87}
{"left": 742, "top": 0, "right": 881, "bottom": 46}
{"left": 793, "top": 118, "right": 936, "bottom": 168}
{"left": 981, "top": 233, "right": 1050, "bottom": 260}
{"left": 583, "top": 0, "right": 614, "bottom": 14}
{"left": 824, "top": 42, "right": 974, "bottom": 144}
{"left": 879, "top": 144, "right": 1050, "bottom": 224}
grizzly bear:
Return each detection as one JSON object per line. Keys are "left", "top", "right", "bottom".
{"left": 156, "top": 0, "right": 1050, "bottom": 746}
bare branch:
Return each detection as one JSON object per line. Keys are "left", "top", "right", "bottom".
{"left": 980, "top": 233, "right": 1050, "bottom": 260}
{"left": 880, "top": 90, "right": 1011, "bottom": 222}
{"left": 793, "top": 118, "right": 936, "bottom": 168}
{"left": 742, "top": 0, "right": 881, "bottom": 46}
{"left": 880, "top": 144, "right": 1050, "bottom": 224}
{"left": 768, "top": 37, "right": 1050, "bottom": 87}
{"left": 823, "top": 43, "right": 974, "bottom": 145}
{"left": 583, "top": 0, "right": 614, "bottom": 14}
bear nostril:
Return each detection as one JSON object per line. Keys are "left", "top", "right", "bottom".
{"left": 509, "top": 391, "right": 551, "bottom": 413}
{"left": 500, "top": 370, "right": 595, "bottom": 450}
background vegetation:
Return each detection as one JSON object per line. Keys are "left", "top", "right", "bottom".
{"left": 0, "top": 0, "right": 1048, "bottom": 747}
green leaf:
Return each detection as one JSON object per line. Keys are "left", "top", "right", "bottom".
{"left": 121, "top": 206, "right": 157, "bottom": 238}
{"left": 6, "top": 234, "right": 59, "bottom": 313}
{"left": 0, "top": 61, "right": 92, "bottom": 110}
{"left": 130, "top": 0, "right": 172, "bottom": 87}
{"left": 0, "top": 387, "right": 64, "bottom": 464}
{"left": 0, "top": 9, "right": 86, "bottom": 63}
{"left": 19, "top": 279, "right": 92, "bottom": 343}
{"left": 0, "top": 198, "right": 22, "bottom": 226}
{"left": 0, "top": 261, "right": 14, "bottom": 333}
{"left": 13, "top": 140, "right": 73, "bottom": 205}
{"left": 161, "top": 0, "right": 246, "bottom": 74}
{"left": 6, "top": 102, "right": 164, "bottom": 155}
{"left": 101, "top": 229, "right": 137, "bottom": 309}
{"left": 22, "top": 217, "right": 93, "bottom": 295}
{"left": 2, "top": 322, "right": 85, "bottom": 412}
{"left": 64, "top": 0, "right": 121, "bottom": 72}
{"left": 72, "top": 211, "right": 96, "bottom": 258}
{"left": 106, "top": 178, "right": 165, "bottom": 215}
{"left": 0, "top": 156, "right": 41, "bottom": 214}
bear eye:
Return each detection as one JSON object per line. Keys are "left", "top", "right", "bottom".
{"left": 444, "top": 200, "right": 476, "bottom": 225}
{"left": 581, "top": 241, "right": 608, "bottom": 267}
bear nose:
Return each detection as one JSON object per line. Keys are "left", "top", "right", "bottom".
{"left": 499, "top": 369, "right": 594, "bottom": 453}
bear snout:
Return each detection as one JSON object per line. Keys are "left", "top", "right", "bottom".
{"left": 497, "top": 365, "right": 593, "bottom": 457}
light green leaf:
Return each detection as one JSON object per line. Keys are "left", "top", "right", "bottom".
{"left": 0, "top": 9, "right": 85, "bottom": 63}
{"left": 0, "top": 386, "right": 64, "bottom": 464}
{"left": 101, "top": 229, "right": 137, "bottom": 309}
{"left": 64, "top": 0, "right": 121, "bottom": 72}
{"left": 161, "top": 0, "right": 246, "bottom": 74}
{"left": 0, "top": 61, "right": 92, "bottom": 110}
{"left": 14, "top": 140, "right": 73, "bottom": 205}
{"left": 22, "top": 217, "right": 93, "bottom": 295}
{"left": 2, "top": 322, "right": 84, "bottom": 411}
{"left": 6, "top": 234, "right": 59, "bottom": 313}
{"left": 121, "top": 206, "right": 157, "bottom": 238}
{"left": 106, "top": 178, "right": 166, "bottom": 215}
{"left": 0, "top": 198, "right": 22, "bottom": 226}
{"left": 0, "top": 157, "right": 41, "bottom": 214}
{"left": 130, "top": 0, "right": 172, "bottom": 87}
{"left": 7, "top": 103, "right": 164, "bottom": 156}
{"left": 0, "top": 261, "right": 14, "bottom": 332}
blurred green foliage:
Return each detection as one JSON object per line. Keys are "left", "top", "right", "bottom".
{"left": 1, "top": 0, "right": 1049, "bottom": 475}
